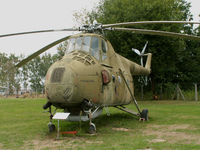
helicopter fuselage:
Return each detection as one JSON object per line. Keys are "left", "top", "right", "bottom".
{"left": 44, "top": 33, "right": 150, "bottom": 113}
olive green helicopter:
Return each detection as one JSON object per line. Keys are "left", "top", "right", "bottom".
{"left": 1, "top": 21, "right": 200, "bottom": 133}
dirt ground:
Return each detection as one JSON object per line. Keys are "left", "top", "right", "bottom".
{"left": 144, "top": 124, "right": 200, "bottom": 145}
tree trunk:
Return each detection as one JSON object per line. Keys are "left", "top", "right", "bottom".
{"left": 195, "top": 83, "right": 198, "bottom": 101}
{"left": 177, "top": 84, "right": 180, "bottom": 100}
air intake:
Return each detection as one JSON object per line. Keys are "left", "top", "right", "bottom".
{"left": 51, "top": 68, "right": 65, "bottom": 83}
{"left": 72, "top": 52, "right": 96, "bottom": 65}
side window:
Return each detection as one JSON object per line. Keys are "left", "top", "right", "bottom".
{"left": 82, "top": 36, "right": 91, "bottom": 53}
{"left": 75, "top": 37, "right": 82, "bottom": 50}
{"left": 102, "top": 39, "right": 107, "bottom": 60}
{"left": 91, "top": 37, "right": 99, "bottom": 60}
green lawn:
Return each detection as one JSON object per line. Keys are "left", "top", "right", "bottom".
{"left": 0, "top": 98, "right": 200, "bottom": 150}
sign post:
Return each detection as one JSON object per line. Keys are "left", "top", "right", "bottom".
{"left": 52, "top": 112, "right": 70, "bottom": 139}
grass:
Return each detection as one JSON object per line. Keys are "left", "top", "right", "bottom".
{"left": 0, "top": 98, "right": 200, "bottom": 150}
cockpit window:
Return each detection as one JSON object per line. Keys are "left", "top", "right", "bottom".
{"left": 91, "top": 37, "right": 99, "bottom": 60}
{"left": 67, "top": 38, "right": 75, "bottom": 53}
{"left": 75, "top": 37, "right": 82, "bottom": 50}
{"left": 65, "top": 36, "right": 101, "bottom": 61}
{"left": 101, "top": 39, "right": 107, "bottom": 60}
{"left": 82, "top": 36, "right": 91, "bottom": 53}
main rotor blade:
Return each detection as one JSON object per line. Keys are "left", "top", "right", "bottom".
{"left": 15, "top": 35, "right": 71, "bottom": 68}
{"left": 0, "top": 28, "right": 78, "bottom": 38}
{"left": 106, "top": 27, "right": 200, "bottom": 41}
{"left": 103, "top": 21, "right": 200, "bottom": 28}
{"left": 0, "top": 86, "right": 8, "bottom": 89}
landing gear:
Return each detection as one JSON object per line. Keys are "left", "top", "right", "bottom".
{"left": 45, "top": 105, "right": 57, "bottom": 133}
{"left": 81, "top": 99, "right": 97, "bottom": 134}
{"left": 119, "top": 69, "right": 149, "bottom": 122}
{"left": 48, "top": 122, "right": 56, "bottom": 132}
{"left": 89, "top": 123, "right": 96, "bottom": 134}
{"left": 88, "top": 109, "right": 96, "bottom": 134}
{"left": 43, "top": 102, "right": 56, "bottom": 132}
{"left": 140, "top": 109, "right": 148, "bottom": 121}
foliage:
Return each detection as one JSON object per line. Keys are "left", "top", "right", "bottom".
{"left": 57, "top": 41, "right": 68, "bottom": 59}
{"left": 0, "top": 53, "right": 9, "bottom": 88}
{"left": 0, "top": 0, "right": 200, "bottom": 96}
{"left": 86, "top": 0, "right": 200, "bottom": 95}
{"left": 0, "top": 53, "right": 20, "bottom": 94}
{"left": 0, "top": 51, "right": 62, "bottom": 94}
{"left": 20, "top": 56, "right": 29, "bottom": 92}
{"left": 28, "top": 56, "right": 43, "bottom": 93}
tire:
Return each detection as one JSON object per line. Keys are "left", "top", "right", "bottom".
{"left": 89, "top": 123, "right": 96, "bottom": 134}
{"left": 140, "top": 109, "right": 148, "bottom": 121}
{"left": 48, "top": 123, "right": 56, "bottom": 132}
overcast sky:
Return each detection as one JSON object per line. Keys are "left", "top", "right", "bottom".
{"left": 0, "top": 0, "right": 199, "bottom": 57}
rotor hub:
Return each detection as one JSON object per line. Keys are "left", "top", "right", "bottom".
{"left": 79, "top": 21, "right": 103, "bottom": 33}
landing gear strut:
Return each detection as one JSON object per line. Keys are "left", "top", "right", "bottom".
{"left": 48, "top": 106, "right": 56, "bottom": 132}
{"left": 88, "top": 109, "right": 96, "bottom": 134}
{"left": 89, "top": 123, "right": 96, "bottom": 134}
{"left": 43, "top": 103, "right": 57, "bottom": 132}
{"left": 81, "top": 100, "right": 97, "bottom": 134}
{"left": 119, "top": 69, "right": 149, "bottom": 121}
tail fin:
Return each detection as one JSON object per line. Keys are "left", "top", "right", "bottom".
{"left": 129, "top": 53, "right": 152, "bottom": 76}
{"left": 145, "top": 53, "right": 152, "bottom": 72}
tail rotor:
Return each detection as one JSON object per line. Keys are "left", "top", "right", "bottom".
{"left": 132, "top": 41, "right": 148, "bottom": 67}
{"left": 132, "top": 41, "right": 149, "bottom": 85}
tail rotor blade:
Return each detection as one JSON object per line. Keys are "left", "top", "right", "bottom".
{"left": 141, "top": 41, "right": 148, "bottom": 54}
{"left": 132, "top": 48, "right": 141, "bottom": 55}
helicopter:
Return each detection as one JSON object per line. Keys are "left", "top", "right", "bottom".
{"left": 1, "top": 21, "right": 200, "bottom": 134}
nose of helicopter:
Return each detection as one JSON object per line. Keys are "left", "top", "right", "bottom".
{"left": 45, "top": 65, "right": 79, "bottom": 105}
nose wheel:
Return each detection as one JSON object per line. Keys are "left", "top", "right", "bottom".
{"left": 89, "top": 123, "right": 96, "bottom": 134}
{"left": 88, "top": 108, "right": 96, "bottom": 134}
{"left": 48, "top": 122, "right": 56, "bottom": 132}
{"left": 47, "top": 106, "right": 56, "bottom": 132}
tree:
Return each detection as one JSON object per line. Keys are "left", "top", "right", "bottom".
{"left": 21, "top": 61, "right": 29, "bottom": 92}
{"left": 0, "top": 53, "right": 9, "bottom": 88}
{"left": 56, "top": 41, "right": 67, "bottom": 59}
{"left": 27, "top": 53, "right": 59, "bottom": 93}
{"left": 86, "top": 0, "right": 194, "bottom": 97}
{"left": 0, "top": 53, "right": 20, "bottom": 95}
{"left": 0, "top": 49, "right": 63, "bottom": 95}
{"left": 28, "top": 56, "right": 43, "bottom": 93}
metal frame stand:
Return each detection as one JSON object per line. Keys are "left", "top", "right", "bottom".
{"left": 56, "top": 120, "right": 60, "bottom": 139}
{"left": 52, "top": 112, "right": 70, "bottom": 139}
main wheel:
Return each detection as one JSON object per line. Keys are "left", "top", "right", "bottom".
{"left": 89, "top": 123, "right": 96, "bottom": 134}
{"left": 48, "top": 122, "right": 56, "bottom": 132}
{"left": 140, "top": 109, "right": 148, "bottom": 121}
